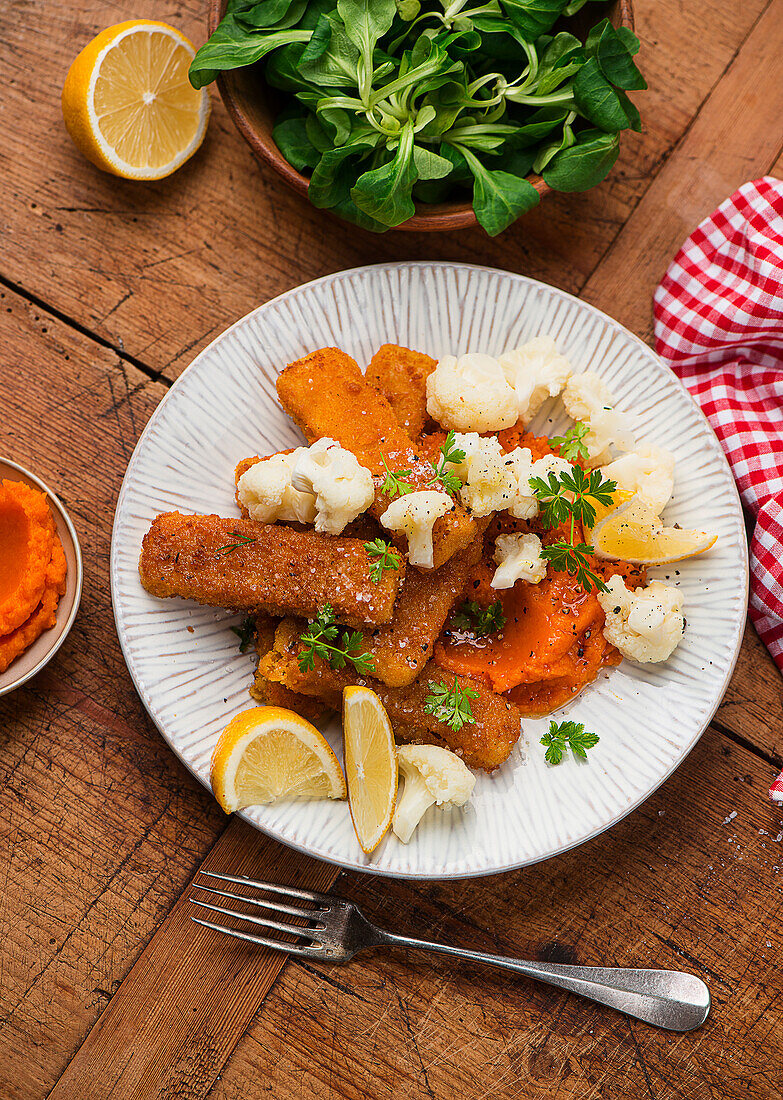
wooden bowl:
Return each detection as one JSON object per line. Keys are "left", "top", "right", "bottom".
{"left": 208, "top": 0, "right": 635, "bottom": 232}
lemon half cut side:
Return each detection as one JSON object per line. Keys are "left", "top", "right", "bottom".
{"left": 62, "top": 21, "right": 210, "bottom": 180}
{"left": 211, "top": 706, "right": 346, "bottom": 814}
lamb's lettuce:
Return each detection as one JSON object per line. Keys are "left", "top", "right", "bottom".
{"left": 191, "top": 0, "right": 645, "bottom": 234}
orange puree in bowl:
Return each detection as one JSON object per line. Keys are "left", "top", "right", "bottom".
{"left": 0, "top": 478, "right": 66, "bottom": 674}
{"left": 0, "top": 535, "right": 67, "bottom": 673}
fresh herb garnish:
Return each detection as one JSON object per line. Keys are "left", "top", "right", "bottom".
{"left": 540, "top": 720, "right": 599, "bottom": 765}
{"left": 231, "top": 616, "right": 256, "bottom": 653}
{"left": 380, "top": 454, "right": 414, "bottom": 499}
{"left": 215, "top": 531, "right": 259, "bottom": 556}
{"left": 189, "top": 3, "right": 645, "bottom": 237}
{"left": 551, "top": 421, "right": 590, "bottom": 462}
{"left": 364, "top": 538, "right": 402, "bottom": 583}
{"left": 528, "top": 465, "right": 616, "bottom": 593}
{"left": 423, "top": 677, "right": 479, "bottom": 731}
{"left": 452, "top": 599, "right": 506, "bottom": 637}
{"left": 426, "top": 430, "right": 465, "bottom": 495}
{"left": 298, "top": 603, "right": 376, "bottom": 676}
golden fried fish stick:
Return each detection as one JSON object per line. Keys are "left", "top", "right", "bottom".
{"left": 260, "top": 620, "right": 521, "bottom": 771}
{"left": 250, "top": 615, "right": 326, "bottom": 719}
{"left": 363, "top": 534, "right": 483, "bottom": 687}
{"left": 365, "top": 344, "right": 437, "bottom": 438}
{"left": 139, "top": 513, "right": 403, "bottom": 627}
{"left": 276, "top": 348, "right": 476, "bottom": 570}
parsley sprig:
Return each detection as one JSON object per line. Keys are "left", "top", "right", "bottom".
{"left": 379, "top": 454, "right": 414, "bottom": 500}
{"left": 215, "top": 531, "right": 258, "bottom": 556}
{"left": 551, "top": 421, "right": 590, "bottom": 462}
{"left": 540, "top": 720, "right": 600, "bottom": 765}
{"left": 298, "top": 604, "right": 375, "bottom": 676}
{"left": 528, "top": 465, "right": 617, "bottom": 593}
{"left": 427, "top": 431, "right": 466, "bottom": 496}
{"left": 364, "top": 538, "right": 402, "bottom": 584}
{"left": 423, "top": 677, "right": 479, "bottom": 731}
{"left": 452, "top": 599, "right": 506, "bottom": 638}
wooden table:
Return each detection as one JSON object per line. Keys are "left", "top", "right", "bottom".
{"left": 2, "top": 2, "right": 782, "bottom": 1096}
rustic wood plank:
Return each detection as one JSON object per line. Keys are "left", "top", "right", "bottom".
{"left": 0, "top": 0, "right": 769, "bottom": 379}
{"left": 718, "top": 624, "right": 782, "bottom": 765}
{"left": 576, "top": 0, "right": 783, "bottom": 760}
{"left": 208, "top": 729, "right": 783, "bottom": 1100}
{"left": 0, "top": 286, "right": 223, "bottom": 1099}
{"left": 581, "top": 0, "right": 783, "bottom": 345}
{"left": 46, "top": 818, "right": 338, "bottom": 1100}
{"left": 1, "top": 2, "right": 780, "bottom": 1097}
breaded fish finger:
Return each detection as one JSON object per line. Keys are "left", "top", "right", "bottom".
{"left": 366, "top": 344, "right": 437, "bottom": 438}
{"left": 363, "top": 534, "right": 484, "bottom": 688}
{"left": 259, "top": 620, "right": 521, "bottom": 771}
{"left": 139, "top": 513, "right": 404, "bottom": 627}
{"left": 250, "top": 614, "right": 326, "bottom": 719}
{"left": 276, "top": 348, "right": 476, "bottom": 570}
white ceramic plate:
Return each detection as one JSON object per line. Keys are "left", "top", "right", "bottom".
{"left": 111, "top": 262, "right": 748, "bottom": 879}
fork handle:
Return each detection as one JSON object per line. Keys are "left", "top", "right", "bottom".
{"left": 375, "top": 931, "right": 710, "bottom": 1032}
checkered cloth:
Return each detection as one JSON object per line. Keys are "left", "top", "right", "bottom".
{"left": 652, "top": 177, "right": 783, "bottom": 803}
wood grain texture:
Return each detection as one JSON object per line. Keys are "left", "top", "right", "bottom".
{"left": 0, "top": 288, "right": 222, "bottom": 1099}
{"left": 46, "top": 819, "right": 338, "bottom": 1100}
{"left": 581, "top": 0, "right": 783, "bottom": 344}
{"left": 0, "top": 0, "right": 781, "bottom": 1098}
{"left": 209, "top": 731, "right": 783, "bottom": 1100}
{"left": 0, "top": 0, "right": 769, "bottom": 379}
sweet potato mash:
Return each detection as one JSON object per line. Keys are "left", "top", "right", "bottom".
{"left": 0, "top": 479, "right": 67, "bottom": 674}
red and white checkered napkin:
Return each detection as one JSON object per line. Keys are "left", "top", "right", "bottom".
{"left": 652, "top": 176, "right": 783, "bottom": 803}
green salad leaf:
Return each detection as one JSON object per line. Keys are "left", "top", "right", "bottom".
{"left": 190, "top": 0, "right": 645, "bottom": 233}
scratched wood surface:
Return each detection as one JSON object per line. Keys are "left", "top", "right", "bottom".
{"left": 0, "top": 0, "right": 782, "bottom": 1097}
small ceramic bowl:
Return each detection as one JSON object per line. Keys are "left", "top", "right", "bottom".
{"left": 208, "top": 0, "right": 635, "bottom": 232}
{"left": 0, "top": 459, "right": 83, "bottom": 696}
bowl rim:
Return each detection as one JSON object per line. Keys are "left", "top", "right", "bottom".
{"left": 207, "top": 0, "right": 635, "bottom": 231}
{"left": 0, "top": 458, "right": 84, "bottom": 696}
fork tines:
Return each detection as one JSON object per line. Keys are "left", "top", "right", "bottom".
{"left": 189, "top": 871, "right": 329, "bottom": 958}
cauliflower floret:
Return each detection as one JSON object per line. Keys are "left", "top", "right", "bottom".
{"left": 499, "top": 336, "right": 572, "bottom": 424}
{"left": 506, "top": 450, "right": 572, "bottom": 520}
{"left": 392, "top": 744, "right": 476, "bottom": 844}
{"left": 598, "top": 575, "right": 684, "bottom": 663}
{"left": 491, "top": 532, "right": 547, "bottom": 589}
{"left": 380, "top": 490, "right": 453, "bottom": 569}
{"left": 290, "top": 437, "right": 374, "bottom": 535}
{"left": 449, "top": 433, "right": 515, "bottom": 517}
{"left": 236, "top": 449, "right": 317, "bottom": 525}
{"left": 562, "top": 372, "right": 635, "bottom": 467}
{"left": 426, "top": 353, "right": 518, "bottom": 433}
{"left": 601, "top": 445, "right": 675, "bottom": 515}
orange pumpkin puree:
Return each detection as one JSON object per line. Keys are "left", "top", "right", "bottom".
{"left": 0, "top": 479, "right": 55, "bottom": 635}
{"left": 0, "top": 535, "right": 67, "bottom": 673}
{"left": 0, "top": 479, "right": 67, "bottom": 674}
{"left": 427, "top": 429, "right": 645, "bottom": 718}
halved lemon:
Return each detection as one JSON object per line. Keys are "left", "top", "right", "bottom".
{"left": 591, "top": 495, "right": 717, "bottom": 565}
{"left": 211, "top": 707, "right": 346, "bottom": 813}
{"left": 343, "top": 687, "right": 397, "bottom": 855}
{"left": 62, "top": 21, "right": 210, "bottom": 180}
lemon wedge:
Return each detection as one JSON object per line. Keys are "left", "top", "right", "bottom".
{"left": 210, "top": 707, "right": 346, "bottom": 813}
{"left": 591, "top": 495, "right": 717, "bottom": 565}
{"left": 62, "top": 21, "right": 210, "bottom": 180}
{"left": 343, "top": 687, "right": 398, "bottom": 854}
{"left": 588, "top": 486, "right": 634, "bottom": 529}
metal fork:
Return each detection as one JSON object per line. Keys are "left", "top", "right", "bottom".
{"left": 190, "top": 872, "right": 710, "bottom": 1032}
